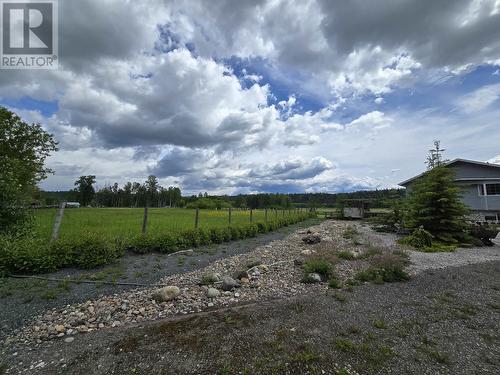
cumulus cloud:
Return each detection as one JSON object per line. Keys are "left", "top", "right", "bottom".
{"left": 2, "top": 0, "right": 499, "bottom": 194}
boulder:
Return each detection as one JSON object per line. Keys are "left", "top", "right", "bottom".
{"left": 258, "top": 264, "right": 269, "bottom": 273}
{"left": 152, "top": 286, "right": 180, "bottom": 302}
{"left": 248, "top": 268, "right": 261, "bottom": 277}
{"left": 246, "top": 258, "right": 263, "bottom": 269}
{"left": 307, "top": 273, "right": 322, "bottom": 283}
{"left": 302, "top": 233, "right": 321, "bottom": 244}
{"left": 201, "top": 272, "right": 221, "bottom": 284}
{"left": 300, "top": 249, "right": 313, "bottom": 256}
{"left": 222, "top": 276, "right": 240, "bottom": 291}
{"left": 240, "top": 277, "right": 250, "bottom": 285}
{"left": 232, "top": 270, "right": 250, "bottom": 280}
{"left": 206, "top": 288, "right": 220, "bottom": 298}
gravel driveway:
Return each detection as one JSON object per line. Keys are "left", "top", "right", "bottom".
{"left": 2, "top": 260, "right": 499, "bottom": 374}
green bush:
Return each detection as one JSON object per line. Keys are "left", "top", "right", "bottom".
{"left": 0, "top": 234, "right": 57, "bottom": 274}
{"left": 229, "top": 226, "right": 242, "bottom": 240}
{"left": 54, "top": 233, "right": 119, "bottom": 269}
{"left": 400, "top": 228, "right": 433, "bottom": 248}
{"left": 257, "top": 222, "right": 268, "bottom": 234}
{"left": 243, "top": 223, "right": 259, "bottom": 237}
{"left": 328, "top": 276, "right": 342, "bottom": 289}
{"left": 468, "top": 225, "right": 499, "bottom": 246}
{"left": 210, "top": 227, "right": 225, "bottom": 244}
{"left": 181, "top": 229, "right": 202, "bottom": 247}
{"left": 303, "top": 259, "right": 333, "bottom": 279}
{"left": 156, "top": 232, "right": 181, "bottom": 253}
{"left": 0, "top": 212, "right": 314, "bottom": 274}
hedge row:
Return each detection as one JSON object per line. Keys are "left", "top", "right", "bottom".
{"left": 0, "top": 213, "right": 314, "bottom": 275}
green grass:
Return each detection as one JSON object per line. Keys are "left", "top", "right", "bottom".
{"left": 32, "top": 207, "right": 294, "bottom": 240}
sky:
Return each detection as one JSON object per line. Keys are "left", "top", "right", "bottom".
{"left": 2, "top": 0, "right": 500, "bottom": 195}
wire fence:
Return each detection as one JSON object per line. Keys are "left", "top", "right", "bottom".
{"left": 31, "top": 207, "right": 312, "bottom": 241}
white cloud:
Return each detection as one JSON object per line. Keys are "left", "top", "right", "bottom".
{"left": 456, "top": 83, "right": 500, "bottom": 113}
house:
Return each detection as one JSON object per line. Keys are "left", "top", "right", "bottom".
{"left": 65, "top": 201, "right": 81, "bottom": 208}
{"left": 399, "top": 159, "right": 500, "bottom": 223}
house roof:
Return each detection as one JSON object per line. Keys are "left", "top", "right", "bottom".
{"left": 398, "top": 158, "right": 500, "bottom": 187}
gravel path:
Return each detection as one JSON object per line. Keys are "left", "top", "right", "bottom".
{"left": 354, "top": 222, "right": 500, "bottom": 274}
{"left": 407, "top": 247, "right": 500, "bottom": 274}
{"left": 2, "top": 260, "right": 499, "bottom": 374}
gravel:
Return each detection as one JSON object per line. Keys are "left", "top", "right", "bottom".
{"left": 2, "top": 220, "right": 500, "bottom": 374}
{"left": 0, "top": 218, "right": 318, "bottom": 339}
{"left": 2, "top": 260, "right": 499, "bottom": 374}
{"left": 3, "top": 220, "right": 353, "bottom": 346}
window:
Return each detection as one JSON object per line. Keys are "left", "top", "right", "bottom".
{"left": 485, "top": 184, "right": 500, "bottom": 196}
{"left": 478, "top": 184, "right": 485, "bottom": 196}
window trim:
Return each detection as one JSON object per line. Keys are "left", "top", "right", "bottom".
{"left": 478, "top": 184, "right": 485, "bottom": 196}
{"left": 485, "top": 183, "right": 500, "bottom": 196}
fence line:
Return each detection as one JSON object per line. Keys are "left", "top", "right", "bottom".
{"left": 40, "top": 206, "right": 312, "bottom": 240}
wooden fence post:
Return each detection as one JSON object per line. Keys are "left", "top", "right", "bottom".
{"left": 250, "top": 209, "right": 253, "bottom": 222}
{"left": 265, "top": 208, "right": 268, "bottom": 222}
{"left": 275, "top": 209, "right": 278, "bottom": 219}
{"left": 228, "top": 207, "right": 232, "bottom": 225}
{"left": 142, "top": 206, "right": 148, "bottom": 235}
{"left": 51, "top": 201, "right": 65, "bottom": 242}
{"left": 195, "top": 208, "right": 199, "bottom": 229}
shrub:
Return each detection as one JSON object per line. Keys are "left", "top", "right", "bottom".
{"left": 328, "top": 276, "right": 342, "bottom": 289}
{"left": 337, "top": 250, "right": 356, "bottom": 260}
{"left": 155, "top": 232, "right": 181, "bottom": 253}
{"left": 355, "top": 252, "right": 409, "bottom": 283}
{"left": 197, "top": 228, "right": 212, "bottom": 246}
{"left": 243, "top": 223, "right": 258, "bottom": 237}
{"left": 210, "top": 227, "right": 225, "bottom": 244}
{"left": 356, "top": 265, "right": 409, "bottom": 283}
{"left": 400, "top": 228, "right": 433, "bottom": 249}
{"left": 468, "top": 225, "right": 499, "bottom": 246}
{"left": 54, "top": 233, "right": 118, "bottom": 269}
{"left": 126, "top": 234, "right": 156, "bottom": 254}
{"left": 0, "top": 234, "right": 57, "bottom": 274}
{"left": 256, "top": 222, "right": 267, "bottom": 234}
{"left": 303, "top": 259, "right": 333, "bottom": 279}
{"left": 181, "top": 229, "right": 202, "bottom": 247}
{"left": 229, "top": 226, "right": 242, "bottom": 240}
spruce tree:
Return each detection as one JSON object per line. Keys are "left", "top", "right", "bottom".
{"left": 405, "top": 166, "right": 469, "bottom": 243}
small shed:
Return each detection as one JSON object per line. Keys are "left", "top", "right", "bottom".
{"left": 65, "top": 202, "right": 80, "bottom": 208}
{"left": 342, "top": 199, "right": 370, "bottom": 219}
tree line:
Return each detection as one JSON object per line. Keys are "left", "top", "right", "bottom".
{"left": 70, "top": 175, "right": 182, "bottom": 208}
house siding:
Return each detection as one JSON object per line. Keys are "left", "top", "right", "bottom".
{"left": 451, "top": 162, "right": 500, "bottom": 180}
{"left": 400, "top": 160, "right": 500, "bottom": 216}
{"left": 458, "top": 183, "right": 500, "bottom": 211}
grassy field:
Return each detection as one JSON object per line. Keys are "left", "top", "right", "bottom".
{"left": 32, "top": 207, "right": 303, "bottom": 240}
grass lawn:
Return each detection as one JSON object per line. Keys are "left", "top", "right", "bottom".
{"left": 31, "top": 207, "right": 303, "bottom": 240}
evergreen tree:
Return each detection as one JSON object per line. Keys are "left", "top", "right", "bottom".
{"left": 405, "top": 166, "right": 469, "bottom": 243}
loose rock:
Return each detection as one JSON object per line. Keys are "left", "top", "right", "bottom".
{"left": 222, "top": 277, "right": 240, "bottom": 291}
{"left": 152, "top": 286, "right": 181, "bottom": 302}
{"left": 206, "top": 288, "right": 220, "bottom": 298}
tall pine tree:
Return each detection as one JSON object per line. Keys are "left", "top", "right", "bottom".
{"left": 405, "top": 165, "right": 469, "bottom": 243}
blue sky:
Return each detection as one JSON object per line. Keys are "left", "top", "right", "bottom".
{"left": 1, "top": 0, "right": 500, "bottom": 194}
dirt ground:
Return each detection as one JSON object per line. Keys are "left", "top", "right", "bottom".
{"left": 1, "top": 220, "right": 500, "bottom": 375}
